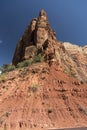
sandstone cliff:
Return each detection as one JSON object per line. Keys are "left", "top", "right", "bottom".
{"left": 12, "top": 10, "right": 56, "bottom": 65}
{"left": 63, "top": 42, "right": 87, "bottom": 82}
{"left": 12, "top": 10, "right": 87, "bottom": 82}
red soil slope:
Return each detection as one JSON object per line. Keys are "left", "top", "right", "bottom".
{"left": 0, "top": 61, "right": 87, "bottom": 130}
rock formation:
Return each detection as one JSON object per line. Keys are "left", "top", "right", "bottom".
{"left": 12, "top": 9, "right": 87, "bottom": 82}
{"left": 63, "top": 42, "right": 87, "bottom": 82}
{"left": 12, "top": 9, "right": 56, "bottom": 65}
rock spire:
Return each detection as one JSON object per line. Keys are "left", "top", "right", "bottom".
{"left": 12, "top": 9, "right": 57, "bottom": 65}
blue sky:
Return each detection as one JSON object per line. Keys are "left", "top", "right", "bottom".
{"left": 0, "top": 0, "right": 87, "bottom": 66}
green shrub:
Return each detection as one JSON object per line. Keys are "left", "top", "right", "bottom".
{"left": 78, "top": 106, "right": 87, "bottom": 116}
{"left": 0, "top": 74, "right": 6, "bottom": 82}
{"left": 16, "top": 54, "right": 43, "bottom": 68}
{"left": 32, "top": 54, "right": 43, "bottom": 63}
{"left": 63, "top": 68, "right": 69, "bottom": 74}
{"left": 17, "top": 60, "right": 31, "bottom": 68}
{"left": 1, "top": 64, "right": 15, "bottom": 73}
{"left": 70, "top": 70, "right": 76, "bottom": 77}
{"left": 64, "top": 68, "right": 76, "bottom": 77}
{"left": 30, "top": 84, "right": 39, "bottom": 93}
{"left": 7, "top": 65, "right": 15, "bottom": 72}
{"left": 0, "top": 54, "right": 43, "bottom": 73}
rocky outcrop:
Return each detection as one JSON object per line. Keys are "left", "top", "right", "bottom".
{"left": 63, "top": 42, "right": 87, "bottom": 82}
{"left": 12, "top": 18, "right": 37, "bottom": 65}
{"left": 12, "top": 10, "right": 56, "bottom": 65}
{"left": 12, "top": 9, "right": 87, "bottom": 82}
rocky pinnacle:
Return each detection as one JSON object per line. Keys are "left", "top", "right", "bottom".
{"left": 12, "top": 9, "right": 56, "bottom": 65}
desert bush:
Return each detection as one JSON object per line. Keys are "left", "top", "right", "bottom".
{"left": 70, "top": 70, "right": 76, "bottom": 77}
{"left": 1, "top": 64, "right": 15, "bottom": 73}
{"left": 17, "top": 60, "right": 31, "bottom": 68}
{"left": 63, "top": 68, "right": 68, "bottom": 74}
{"left": 78, "top": 106, "right": 87, "bottom": 116}
{"left": 0, "top": 74, "right": 6, "bottom": 82}
{"left": 32, "top": 54, "right": 43, "bottom": 63}
{"left": 64, "top": 68, "right": 76, "bottom": 77}
{"left": 16, "top": 54, "right": 43, "bottom": 68}
{"left": 30, "top": 84, "right": 39, "bottom": 92}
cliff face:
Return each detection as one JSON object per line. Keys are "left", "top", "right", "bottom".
{"left": 12, "top": 10, "right": 87, "bottom": 82}
{"left": 62, "top": 42, "right": 87, "bottom": 82}
{"left": 12, "top": 10, "right": 56, "bottom": 65}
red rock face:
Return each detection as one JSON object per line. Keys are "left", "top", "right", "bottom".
{"left": 62, "top": 42, "right": 87, "bottom": 82}
{"left": 12, "top": 10, "right": 56, "bottom": 65}
{"left": 12, "top": 10, "right": 87, "bottom": 82}
{"left": 12, "top": 18, "right": 37, "bottom": 65}
{"left": 0, "top": 62, "right": 87, "bottom": 130}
